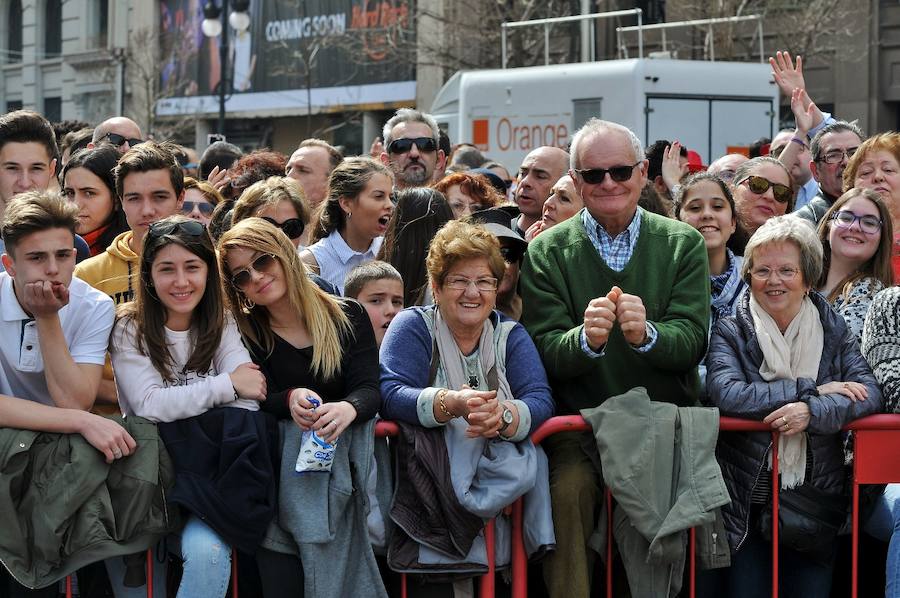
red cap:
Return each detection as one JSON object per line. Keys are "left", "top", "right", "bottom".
{"left": 686, "top": 150, "right": 706, "bottom": 173}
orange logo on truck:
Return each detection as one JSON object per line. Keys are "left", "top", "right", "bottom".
{"left": 472, "top": 119, "right": 489, "bottom": 151}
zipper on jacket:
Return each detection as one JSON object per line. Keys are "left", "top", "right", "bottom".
{"left": 735, "top": 440, "right": 771, "bottom": 552}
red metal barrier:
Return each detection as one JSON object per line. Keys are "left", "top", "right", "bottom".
{"left": 512, "top": 415, "right": 786, "bottom": 598}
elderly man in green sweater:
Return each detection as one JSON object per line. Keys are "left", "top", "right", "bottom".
{"left": 520, "top": 118, "right": 710, "bottom": 597}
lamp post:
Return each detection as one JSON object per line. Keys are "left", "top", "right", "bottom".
{"left": 202, "top": 0, "right": 251, "bottom": 137}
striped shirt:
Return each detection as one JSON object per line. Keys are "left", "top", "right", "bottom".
{"left": 307, "top": 230, "right": 383, "bottom": 295}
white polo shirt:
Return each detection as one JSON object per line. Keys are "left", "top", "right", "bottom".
{"left": 0, "top": 272, "right": 114, "bottom": 405}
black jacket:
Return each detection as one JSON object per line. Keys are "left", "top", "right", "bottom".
{"left": 704, "top": 291, "right": 882, "bottom": 552}
{"left": 159, "top": 407, "right": 279, "bottom": 553}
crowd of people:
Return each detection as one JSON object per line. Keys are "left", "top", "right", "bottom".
{"left": 3, "top": 49, "right": 900, "bottom": 598}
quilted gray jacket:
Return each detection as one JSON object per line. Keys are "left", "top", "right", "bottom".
{"left": 705, "top": 291, "right": 882, "bottom": 553}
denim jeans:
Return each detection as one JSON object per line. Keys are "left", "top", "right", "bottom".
{"left": 697, "top": 511, "right": 835, "bottom": 598}
{"left": 864, "top": 483, "right": 900, "bottom": 597}
{"left": 104, "top": 543, "right": 168, "bottom": 598}
{"left": 176, "top": 515, "right": 232, "bottom": 598}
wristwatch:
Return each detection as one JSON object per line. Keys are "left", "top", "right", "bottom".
{"left": 498, "top": 404, "right": 514, "bottom": 435}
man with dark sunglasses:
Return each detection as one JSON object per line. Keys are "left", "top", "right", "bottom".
{"left": 520, "top": 118, "right": 709, "bottom": 598}
{"left": 88, "top": 116, "right": 144, "bottom": 155}
{"left": 379, "top": 108, "right": 446, "bottom": 189}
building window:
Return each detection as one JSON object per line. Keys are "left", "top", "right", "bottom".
{"left": 6, "top": 100, "right": 23, "bottom": 112}
{"left": 45, "top": 0, "right": 62, "bottom": 57}
{"left": 7, "top": 0, "right": 23, "bottom": 63}
{"left": 88, "top": 0, "right": 108, "bottom": 49}
{"left": 44, "top": 97, "right": 61, "bottom": 122}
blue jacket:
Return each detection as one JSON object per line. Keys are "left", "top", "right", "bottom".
{"left": 705, "top": 291, "right": 882, "bottom": 552}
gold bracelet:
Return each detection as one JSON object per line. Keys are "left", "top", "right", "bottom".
{"left": 438, "top": 389, "right": 454, "bottom": 419}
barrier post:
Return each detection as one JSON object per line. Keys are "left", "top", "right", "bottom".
{"left": 510, "top": 498, "right": 527, "bottom": 598}
{"left": 146, "top": 548, "right": 153, "bottom": 598}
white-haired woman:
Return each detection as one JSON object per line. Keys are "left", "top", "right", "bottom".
{"left": 701, "top": 215, "right": 882, "bottom": 598}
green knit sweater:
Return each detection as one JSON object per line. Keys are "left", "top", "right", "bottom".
{"left": 520, "top": 209, "right": 710, "bottom": 414}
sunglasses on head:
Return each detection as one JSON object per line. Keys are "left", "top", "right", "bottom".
{"left": 147, "top": 219, "right": 205, "bottom": 239}
{"left": 500, "top": 243, "right": 526, "bottom": 264}
{"left": 738, "top": 175, "right": 792, "bottom": 204}
{"left": 574, "top": 162, "right": 641, "bottom": 184}
{"left": 387, "top": 137, "right": 437, "bottom": 154}
{"left": 104, "top": 132, "right": 143, "bottom": 148}
{"left": 181, "top": 201, "right": 214, "bottom": 216}
{"left": 231, "top": 253, "right": 278, "bottom": 289}
{"left": 261, "top": 216, "right": 305, "bottom": 240}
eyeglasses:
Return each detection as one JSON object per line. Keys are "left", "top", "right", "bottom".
{"left": 737, "top": 175, "right": 793, "bottom": 204}
{"left": 499, "top": 243, "right": 525, "bottom": 264}
{"left": 818, "top": 147, "right": 858, "bottom": 165}
{"left": 230, "top": 253, "right": 278, "bottom": 288}
{"left": 749, "top": 266, "right": 801, "bottom": 281}
{"left": 387, "top": 137, "right": 437, "bottom": 154}
{"left": 769, "top": 142, "right": 807, "bottom": 158}
{"left": 104, "top": 132, "right": 143, "bottom": 148}
{"left": 444, "top": 275, "right": 498, "bottom": 292}
{"left": 573, "top": 162, "right": 641, "bottom": 184}
{"left": 181, "top": 201, "right": 214, "bottom": 216}
{"left": 147, "top": 219, "right": 205, "bottom": 239}
{"left": 261, "top": 216, "right": 305, "bottom": 240}
{"left": 830, "top": 210, "right": 883, "bottom": 235}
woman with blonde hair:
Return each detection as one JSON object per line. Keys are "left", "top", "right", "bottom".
{"left": 301, "top": 157, "right": 394, "bottom": 294}
{"left": 816, "top": 187, "right": 894, "bottom": 340}
{"left": 232, "top": 176, "right": 310, "bottom": 248}
{"left": 843, "top": 132, "right": 900, "bottom": 281}
{"left": 218, "top": 217, "right": 383, "bottom": 597}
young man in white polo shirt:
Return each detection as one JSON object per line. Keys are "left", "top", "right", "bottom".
{"left": 0, "top": 190, "right": 132, "bottom": 453}
{"left": 0, "top": 190, "right": 135, "bottom": 596}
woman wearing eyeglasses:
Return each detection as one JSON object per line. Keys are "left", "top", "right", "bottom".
{"left": 380, "top": 220, "right": 554, "bottom": 595}
{"left": 302, "top": 157, "right": 394, "bottom": 295}
{"left": 181, "top": 177, "right": 223, "bottom": 227}
{"left": 110, "top": 216, "right": 271, "bottom": 598}
{"left": 218, "top": 217, "right": 384, "bottom": 597}
{"left": 61, "top": 146, "right": 129, "bottom": 256}
{"left": 727, "top": 156, "right": 794, "bottom": 255}
{"left": 843, "top": 132, "right": 900, "bottom": 282}
{"left": 231, "top": 176, "right": 310, "bottom": 248}
{"left": 701, "top": 215, "right": 881, "bottom": 598}
{"left": 814, "top": 188, "right": 894, "bottom": 341}
{"left": 432, "top": 171, "right": 504, "bottom": 219}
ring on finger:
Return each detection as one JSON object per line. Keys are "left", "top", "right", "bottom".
{"left": 112, "top": 448, "right": 123, "bottom": 459}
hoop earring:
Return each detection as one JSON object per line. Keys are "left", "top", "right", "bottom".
{"left": 240, "top": 294, "right": 256, "bottom": 311}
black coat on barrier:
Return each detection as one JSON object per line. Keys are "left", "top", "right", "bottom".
{"left": 704, "top": 291, "right": 882, "bottom": 553}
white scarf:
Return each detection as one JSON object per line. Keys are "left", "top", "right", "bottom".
{"left": 748, "top": 294, "right": 824, "bottom": 489}
{"left": 433, "top": 308, "right": 514, "bottom": 404}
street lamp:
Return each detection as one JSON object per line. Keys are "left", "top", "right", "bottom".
{"left": 202, "top": 0, "right": 251, "bottom": 137}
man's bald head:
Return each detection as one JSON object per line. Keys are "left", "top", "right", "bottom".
{"left": 90, "top": 117, "right": 144, "bottom": 154}
{"left": 707, "top": 153, "right": 748, "bottom": 183}
{"left": 514, "top": 146, "right": 570, "bottom": 222}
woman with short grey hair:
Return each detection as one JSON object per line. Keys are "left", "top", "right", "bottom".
{"left": 701, "top": 214, "right": 882, "bottom": 597}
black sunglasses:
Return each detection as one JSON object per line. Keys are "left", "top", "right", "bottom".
{"left": 388, "top": 137, "right": 437, "bottom": 154}
{"left": 148, "top": 219, "right": 205, "bottom": 239}
{"left": 104, "top": 132, "right": 144, "bottom": 148}
{"left": 738, "top": 175, "right": 792, "bottom": 204}
{"left": 261, "top": 216, "right": 305, "bottom": 240}
{"left": 231, "top": 253, "right": 278, "bottom": 289}
{"left": 574, "top": 162, "right": 641, "bottom": 184}
{"left": 181, "top": 201, "right": 214, "bottom": 216}
{"left": 500, "top": 243, "right": 526, "bottom": 264}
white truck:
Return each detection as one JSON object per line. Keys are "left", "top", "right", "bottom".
{"left": 430, "top": 57, "right": 779, "bottom": 171}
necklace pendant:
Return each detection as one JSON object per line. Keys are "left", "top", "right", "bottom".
{"left": 468, "top": 375, "right": 479, "bottom": 388}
